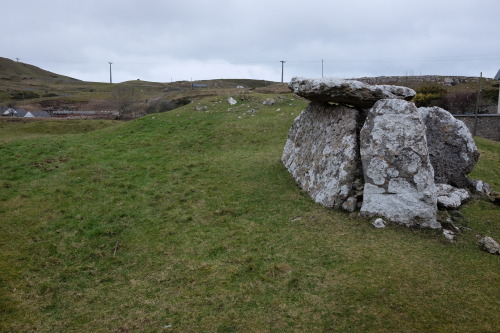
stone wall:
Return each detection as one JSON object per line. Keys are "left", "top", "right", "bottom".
{"left": 453, "top": 114, "right": 500, "bottom": 141}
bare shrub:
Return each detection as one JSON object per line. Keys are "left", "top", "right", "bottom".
{"left": 441, "top": 91, "right": 477, "bottom": 114}
{"left": 112, "top": 85, "right": 140, "bottom": 118}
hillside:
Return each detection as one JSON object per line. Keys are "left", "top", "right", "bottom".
{"left": 0, "top": 57, "right": 288, "bottom": 114}
{"left": 0, "top": 57, "right": 79, "bottom": 84}
{"left": 0, "top": 57, "right": 111, "bottom": 110}
{"left": 1, "top": 57, "right": 498, "bottom": 116}
{"left": 1, "top": 92, "right": 499, "bottom": 332}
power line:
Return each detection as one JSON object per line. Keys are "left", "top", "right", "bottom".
{"left": 16, "top": 56, "right": 500, "bottom": 83}
{"left": 20, "top": 54, "right": 500, "bottom": 66}
{"left": 321, "top": 55, "right": 500, "bottom": 63}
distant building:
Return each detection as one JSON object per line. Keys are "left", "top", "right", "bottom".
{"left": 1, "top": 108, "right": 50, "bottom": 117}
{"left": 24, "top": 110, "right": 51, "bottom": 118}
{"left": 1, "top": 107, "right": 14, "bottom": 116}
{"left": 1, "top": 107, "right": 28, "bottom": 117}
{"left": 495, "top": 69, "right": 500, "bottom": 81}
{"left": 191, "top": 83, "right": 208, "bottom": 88}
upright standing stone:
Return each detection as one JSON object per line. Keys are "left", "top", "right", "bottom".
{"left": 418, "top": 106, "right": 479, "bottom": 189}
{"left": 282, "top": 102, "right": 361, "bottom": 208}
{"left": 360, "top": 99, "right": 440, "bottom": 229}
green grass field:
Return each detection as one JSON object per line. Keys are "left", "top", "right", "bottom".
{"left": 1, "top": 94, "right": 499, "bottom": 332}
{"left": 0, "top": 118, "right": 121, "bottom": 142}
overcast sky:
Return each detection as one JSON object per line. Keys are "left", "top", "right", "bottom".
{"left": 2, "top": 0, "right": 499, "bottom": 83}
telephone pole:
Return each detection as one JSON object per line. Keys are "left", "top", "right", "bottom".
{"left": 496, "top": 68, "right": 500, "bottom": 114}
{"left": 322, "top": 59, "right": 324, "bottom": 78}
{"left": 108, "top": 62, "right": 113, "bottom": 83}
{"left": 473, "top": 72, "right": 482, "bottom": 136}
{"left": 280, "top": 60, "right": 285, "bottom": 83}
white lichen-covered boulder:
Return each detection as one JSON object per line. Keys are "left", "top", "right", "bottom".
{"left": 360, "top": 99, "right": 440, "bottom": 229}
{"left": 281, "top": 102, "right": 361, "bottom": 208}
{"left": 418, "top": 106, "right": 479, "bottom": 189}
{"left": 289, "top": 77, "right": 416, "bottom": 109}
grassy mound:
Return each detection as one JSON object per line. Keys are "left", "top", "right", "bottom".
{"left": 1, "top": 94, "right": 499, "bottom": 332}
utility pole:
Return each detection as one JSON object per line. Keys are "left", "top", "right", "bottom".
{"left": 109, "top": 62, "right": 113, "bottom": 84}
{"left": 497, "top": 69, "right": 500, "bottom": 114}
{"left": 473, "top": 72, "right": 482, "bottom": 136}
{"left": 280, "top": 60, "right": 285, "bottom": 83}
{"left": 322, "top": 59, "right": 324, "bottom": 78}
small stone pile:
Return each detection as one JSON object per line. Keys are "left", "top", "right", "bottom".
{"left": 282, "top": 77, "right": 485, "bottom": 229}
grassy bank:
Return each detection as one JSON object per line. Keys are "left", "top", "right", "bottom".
{"left": 1, "top": 94, "right": 499, "bottom": 332}
{"left": 0, "top": 118, "right": 122, "bottom": 142}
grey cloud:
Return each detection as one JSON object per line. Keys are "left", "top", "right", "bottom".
{"left": 2, "top": 0, "right": 500, "bottom": 82}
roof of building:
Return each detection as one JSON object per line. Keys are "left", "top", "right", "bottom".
{"left": 1, "top": 107, "right": 27, "bottom": 117}
{"left": 494, "top": 69, "right": 500, "bottom": 81}
{"left": 26, "top": 110, "right": 51, "bottom": 118}
{"left": 192, "top": 83, "right": 208, "bottom": 88}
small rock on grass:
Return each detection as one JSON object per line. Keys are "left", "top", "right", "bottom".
{"left": 443, "top": 230, "right": 455, "bottom": 242}
{"left": 372, "top": 218, "right": 386, "bottom": 229}
{"left": 262, "top": 98, "right": 275, "bottom": 106}
{"left": 479, "top": 236, "right": 500, "bottom": 255}
{"left": 473, "top": 180, "right": 491, "bottom": 195}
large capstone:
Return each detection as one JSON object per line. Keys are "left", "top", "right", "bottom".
{"left": 418, "top": 106, "right": 479, "bottom": 189}
{"left": 281, "top": 102, "right": 361, "bottom": 208}
{"left": 360, "top": 99, "right": 440, "bottom": 229}
{"left": 289, "top": 77, "right": 416, "bottom": 109}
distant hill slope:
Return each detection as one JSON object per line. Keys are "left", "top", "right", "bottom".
{"left": 0, "top": 57, "right": 104, "bottom": 110}
{"left": 0, "top": 57, "right": 79, "bottom": 83}
{"left": 0, "top": 58, "right": 286, "bottom": 112}
{"left": 1, "top": 57, "right": 496, "bottom": 115}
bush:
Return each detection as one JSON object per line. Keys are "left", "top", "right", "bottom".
{"left": 10, "top": 90, "right": 40, "bottom": 100}
{"left": 413, "top": 93, "right": 441, "bottom": 107}
{"left": 145, "top": 97, "right": 191, "bottom": 114}
{"left": 482, "top": 89, "right": 499, "bottom": 103}
{"left": 111, "top": 85, "right": 141, "bottom": 118}
{"left": 417, "top": 84, "right": 444, "bottom": 95}
{"left": 440, "top": 91, "right": 477, "bottom": 114}
{"left": 413, "top": 84, "right": 445, "bottom": 107}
